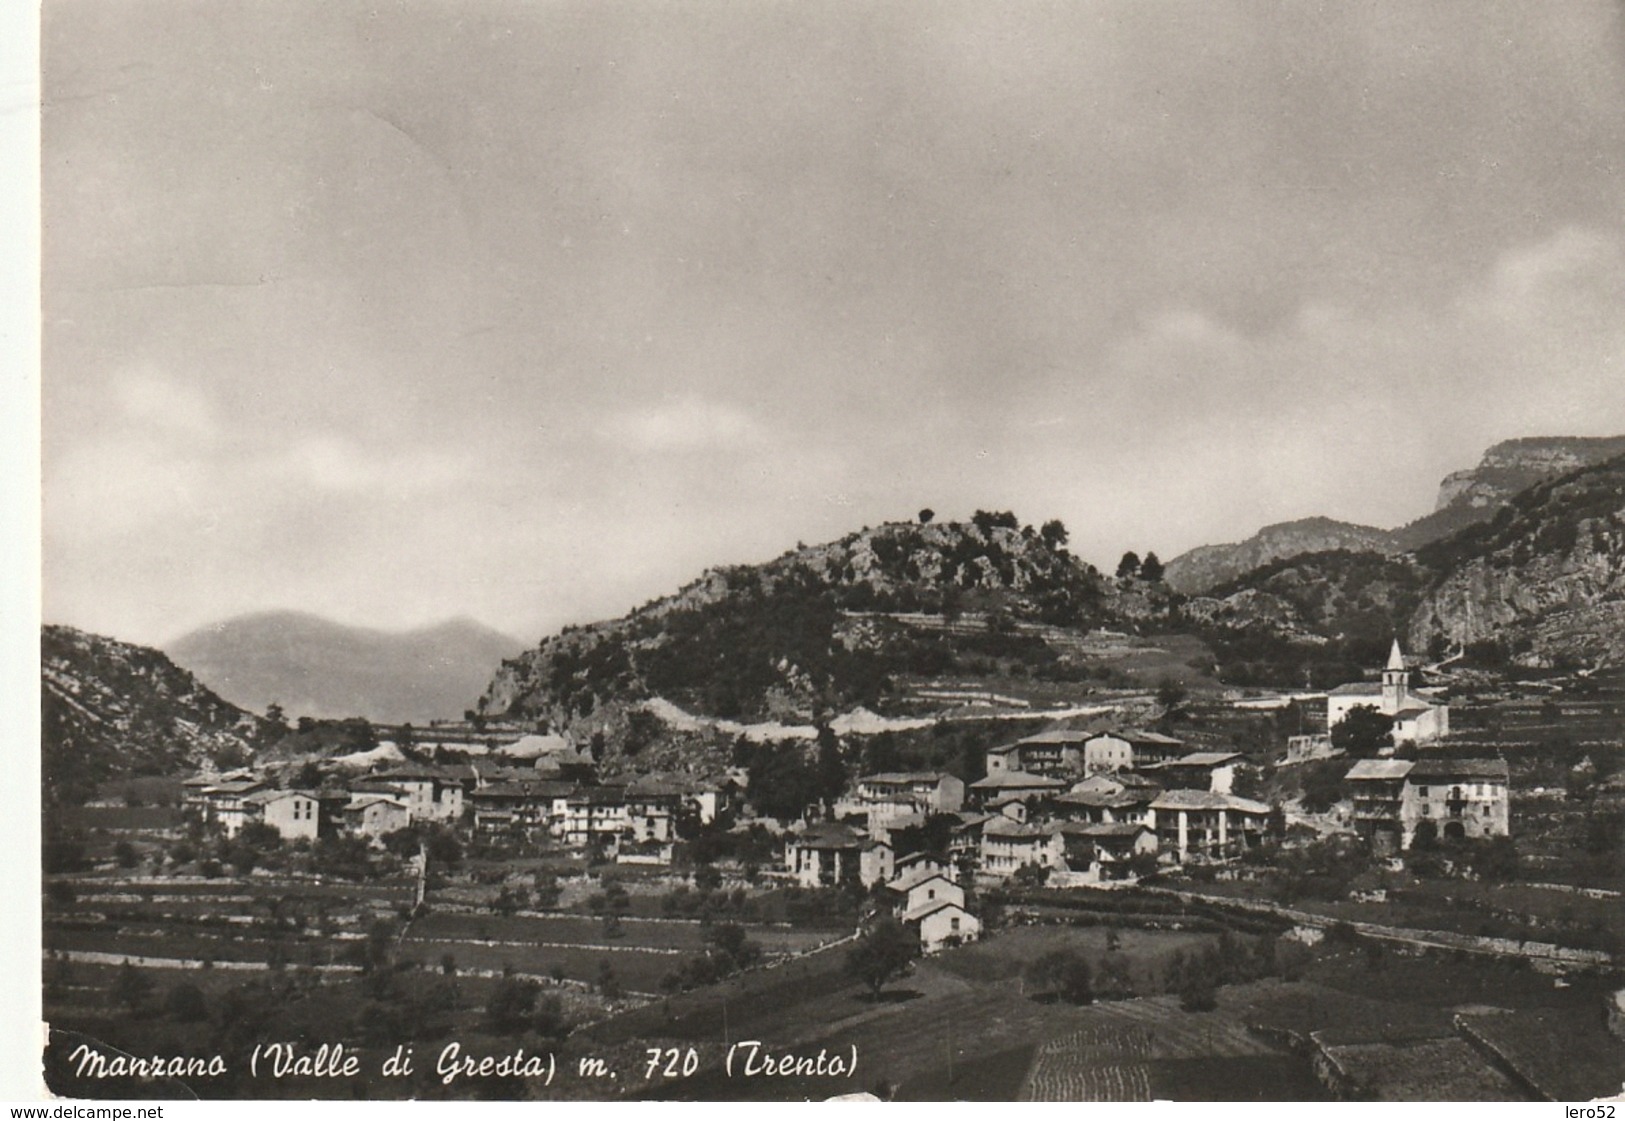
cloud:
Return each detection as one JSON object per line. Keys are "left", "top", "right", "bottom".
{"left": 109, "top": 368, "right": 221, "bottom": 443}
{"left": 266, "top": 435, "right": 474, "bottom": 495}
{"left": 601, "top": 398, "right": 770, "bottom": 453}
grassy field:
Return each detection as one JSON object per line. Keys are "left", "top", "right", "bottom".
{"left": 932, "top": 924, "right": 1216, "bottom": 989}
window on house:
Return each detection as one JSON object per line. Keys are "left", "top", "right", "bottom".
{"left": 950, "top": 917, "right": 960, "bottom": 932}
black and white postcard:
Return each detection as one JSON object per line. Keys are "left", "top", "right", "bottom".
{"left": 20, "top": 0, "right": 1625, "bottom": 1103}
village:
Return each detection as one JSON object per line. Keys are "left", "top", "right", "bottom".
{"left": 173, "top": 640, "right": 1514, "bottom": 960}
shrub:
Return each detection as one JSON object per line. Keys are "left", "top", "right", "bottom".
{"left": 165, "top": 982, "right": 208, "bottom": 1022}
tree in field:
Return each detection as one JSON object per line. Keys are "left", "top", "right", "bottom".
{"left": 263, "top": 702, "right": 290, "bottom": 743}
{"left": 1298, "top": 759, "right": 1348, "bottom": 813}
{"left": 814, "top": 724, "right": 847, "bottom": 813}
{"left": 1116, "top": 551, "right": 1141, "bottom": 579}
{"left": 746, "top": 744, "right": 822, "bottom": 822}
{"left": 1040, "top": 519, "right": 1070, "bottom": 549}
{"left": 1139, "top": 552, "right": 1165, "bottom": 582}
{"left": 1331, "top": 705, "right": 1393, "bottom": 758}
{"left": 1156, "top": 676, "right": 1188, "bottom": 710}
{"left": 1012, "top": 860, "right": 1051, "bottom": 888}
{"left": 846, "top": 919, "right": 919, "bottom": 1000}
{"left": 705, "top": 923, "right": 762, "bottom": 972}
{"left": 113, "top": 962, "right": 153, "bottom": 1014}
{"left": 485, "top": 977, "right": 541, "bottom": 1034}
{"left": 1468, "top": 835, "right": 1520, "bottom": 881}
{"left": 165, "top": 981, "right": 207, "bottom": 1022}
{"left": 1025, "top": 949, "right": 1093, "bottom": 1004}
{"left": 596, "top": 959, "right": 621, "bottom": 999}
{"left": 918, "top": 509, "right": 935, "bottom": 524}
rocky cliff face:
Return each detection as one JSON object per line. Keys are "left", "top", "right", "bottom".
{"left": 42, "top": 624, "right": 267, "bottom": 801}
{"left": 1163, "top": 517, "right": 1397, "bottom": 595}
{"left": 1408, "top": 456, "right": 1625, "bottom": 667}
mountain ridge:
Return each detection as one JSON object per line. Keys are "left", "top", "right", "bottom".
{"left": 168, "top": 610, "right": 525, "bottom": 724}
{"left": 1165, "top": 435, "right": 1625, "bottom": 593}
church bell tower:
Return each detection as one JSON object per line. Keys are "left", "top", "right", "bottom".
{"left": 1381, "top": 638, "right": 1409, "bottom": 714}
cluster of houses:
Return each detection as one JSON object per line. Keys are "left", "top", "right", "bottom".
{"left": 790, "top": 725, "right": 1280, "bottom": 900}
{"left": 182, "top": 750, "right": 741, "bottom": 867}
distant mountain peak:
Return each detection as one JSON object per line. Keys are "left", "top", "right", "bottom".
{"left": 167, "top": 612, "right": 525, "bottom": 724}
{"left": 1166, "top": 435, "right": 1625, "bottom": 592}
{"left": 1164, "top": 518, "right": 1396, "bottom": 595}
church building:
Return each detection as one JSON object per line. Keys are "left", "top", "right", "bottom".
{"left": 1326, "top": 639, "right": 1449, "bottom": 746}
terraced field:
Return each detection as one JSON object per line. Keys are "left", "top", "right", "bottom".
{"left": 1017, "top": 994, "right": 1285, "bottom": 1101}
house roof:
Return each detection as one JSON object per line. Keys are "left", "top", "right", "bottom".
{"left": 1345, "top": 759, "right": 1415, "bottom": 781}
{"left": 895, "top": 850, "right": 949, "bottom": 867}
{"left": 901, "top": 898, "right": 972, "bottom": 924}
{"left": 1017, "top": 729, "right": 1091, "bottom": 746}
{"left": 243, "top": 788, "right": 317, "bottom": 806}
{"left": 1170, "top": 751, "right": 1243, "bottom": 767}
{"left": 1328, "top": 682, "right": 1384, "bottom": 696}
{"left": 982, "top": 817, "right": 1057, "bottom": 839}
{"left": 1057, "top": 790, "right": 1148, "bottom": 810}
{"left": 567, "top": 786, "right": 627, "bottom": 806}
{"left": 347, "top": 796, "right": 408, "bottom": 811}
{"left": 1114, "top": 729, "right": 1185, "bottom": 746}
{"left": 1150, "top": 789, "right": 1271, "bottom": 814}
{"left": 472, "top": 781, "right": 576, "bottom": 799}
{"left": 208, "top": 778, "right": 266, "bottom": 792}
{"left": 985, "top": 743, "right": 1023, "bottom": 756}
{"left": 792, "top": 821, "right": 864, "bottom": 849}
{"left": 1407, "top": 758, "right": 1509, "bottom": 781}
{"left": 887, "top": 867, "right": 957, "bottom": 895}
{"left": 859, "top": 771, "right": 951, "bottom": 785}
{"left": 349, "top": 781, "right": 408, "bottom": 795}
{"left": 969, "top": 770, "right": 1066, "bottom": 790}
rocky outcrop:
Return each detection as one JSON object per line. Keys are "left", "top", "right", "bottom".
{"left": 1164, "top": 518, "right": 1397, "bottom": 595}
{"left": 42, "top": 624, "right": 267, "bottom": 801}
{"left": 480, "top": 516, "right": 1120, "bottom": 730}
{"left": 1393, "top": 436, "right": 1625, "bottom": 550}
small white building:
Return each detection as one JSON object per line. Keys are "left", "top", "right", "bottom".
{"left": 979, "top": 817, "right": 1064, "bottom": 878}
{"left": 346, "top": 796, "right": 411, "bottom": 839}
{"left": 372, "top": 766, "right": 467, "bottom": 823}
{"left": 785, "top": 821, "right": 865, "bottom": 888}
{"left": 903, "top": 900, "right": 981, "bottom": 953}
{"left": 243, "top": 789, "right": 323, "bottom": 841}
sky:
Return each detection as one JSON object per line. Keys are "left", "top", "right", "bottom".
{"left": 39, "top": 0, "right": 1625, "bottom": 649}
